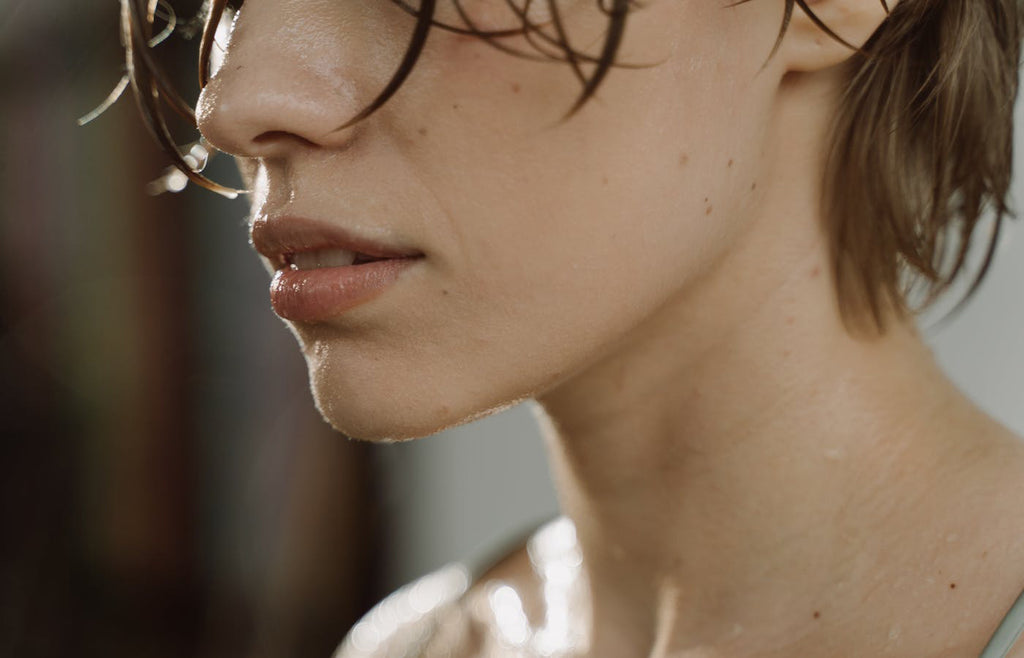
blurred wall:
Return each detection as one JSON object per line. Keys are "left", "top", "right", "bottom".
{"left": 1, "top": 4, "right": 380, "bottom": 658}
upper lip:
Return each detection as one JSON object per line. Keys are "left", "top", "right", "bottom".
{"left": 251, "top": 215, "right": 423, "bottom": 268}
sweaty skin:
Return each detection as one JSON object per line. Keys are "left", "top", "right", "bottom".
{"left": 196, "top": 0, "right": 1024, "bottom": 655}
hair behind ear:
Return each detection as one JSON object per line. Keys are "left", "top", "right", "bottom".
{"left": 823, "top": 0, "right": 1022, "bottom": 332}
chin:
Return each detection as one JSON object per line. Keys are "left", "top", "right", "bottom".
{"left": 305, "top": 361, "right": 525, "bottom": 443}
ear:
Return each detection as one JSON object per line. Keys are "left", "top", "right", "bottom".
{"left": 778, "top": 0, "right": 894, "bottom": 72}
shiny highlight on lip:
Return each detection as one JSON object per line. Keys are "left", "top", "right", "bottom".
{"left": 270, "top": 257, "right": 423, "bottom": 323}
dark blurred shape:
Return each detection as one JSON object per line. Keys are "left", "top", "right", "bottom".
{"left": 0, "top": 3, "right": 383, "bottom": 657}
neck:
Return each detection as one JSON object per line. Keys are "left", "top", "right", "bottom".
{"left": 529, "top": 68, "right": 1017, "bottom": 657}
{"left": 533, "top": 265, "right": 980, "bottom": 654}
{"left": 531, "top": 118, "right": 997, "bottom": 657}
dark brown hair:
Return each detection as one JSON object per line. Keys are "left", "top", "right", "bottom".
{"left": 117, "top": 0, "right": 1023, "bottom": 331}
{"left": 825, "top": 0, "right": 1021, "bottom": 330}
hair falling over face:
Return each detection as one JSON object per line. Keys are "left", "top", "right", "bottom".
{"left": 111, "top": 0, "right": 1023, "bottom": 332}
{"left": 119, "top": 0, "right": 640, "bottom": 198}
{"left": 118, "top": 0, "right": 825, "bottom": 198}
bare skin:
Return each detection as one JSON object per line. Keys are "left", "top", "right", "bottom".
{"left": 195, "top": 0, "right": 1024, "bottom": 655}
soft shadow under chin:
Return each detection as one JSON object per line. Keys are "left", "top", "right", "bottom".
{"left": 309, "top": 388, "right": 530, "bottom": 444}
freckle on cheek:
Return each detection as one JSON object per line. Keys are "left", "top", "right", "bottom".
{"left": 511, "top": 82, "right": 521, "bottom": 93}
{"left": 679, "top": 152, "right": 689, "bottom": 167}
{"left": 705, "top": 206, "right": 713, "bottom": 215}
{"left": 727, "top": 158, "right": 734, "bottom": 167}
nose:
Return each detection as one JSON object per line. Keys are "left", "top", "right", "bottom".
{"left": 196, "top": 1, "right": 368, "bottom": 159}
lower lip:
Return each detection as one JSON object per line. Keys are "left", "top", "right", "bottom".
{"left": 269, "top": 257, "right": 423, "bottom": 323}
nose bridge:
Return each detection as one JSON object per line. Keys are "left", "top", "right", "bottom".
{"left": 196, "top": 0, "right": 369, "bottom": 157}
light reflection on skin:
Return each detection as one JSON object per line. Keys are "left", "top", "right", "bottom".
{"left": 489, "top": 584, "right": 532, "bottom": 649}
{"left": 338, "top": 562, "right": 471, "bottom": 656}
{"left": 526, "top": 518, "right": 588, "bottom": 656}
{"left": 335, "top": 518, "right": 590, "bottom": 657}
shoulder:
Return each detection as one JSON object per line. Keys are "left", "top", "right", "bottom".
{"left": 892, "top": 437, "right": 1024, "bottom": 658}
{"left": 334, "top": 516, "right": 570, "bottom": 658}
{"left": 332, "top": 562, "right": 473, "bottom": 658}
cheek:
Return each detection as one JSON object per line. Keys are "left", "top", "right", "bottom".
{"left": 422, "top": 73, "right": 762, "bottom": 312}
{"left": 297, "top": 0, "right": 773, "bottom": 439}
{"left": 425, "top": 128, "right": 740, "bottom": 360}
{"left": 429, "top": 0, "right": 570, "bottom": 31}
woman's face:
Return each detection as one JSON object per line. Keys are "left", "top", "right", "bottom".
{"left": 197, "top": 0, "right": 786, "bottom": 441}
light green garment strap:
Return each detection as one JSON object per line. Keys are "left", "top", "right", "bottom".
{"left": 981, "top": 586, "right": 1024, "bottom": 658}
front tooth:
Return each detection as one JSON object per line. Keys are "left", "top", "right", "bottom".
{"left": 291, "top": 249, "right": 357, "bottom": 270}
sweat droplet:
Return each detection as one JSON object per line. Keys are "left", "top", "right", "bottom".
{"left": 146, "top": 167, "right": 189, "bottom": 195}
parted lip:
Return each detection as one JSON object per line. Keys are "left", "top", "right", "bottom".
{"left": 250, "top": 214, "right": 424, "bottom": 269}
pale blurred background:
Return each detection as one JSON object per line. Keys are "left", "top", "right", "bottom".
{"left": 0, "top": 3, "right": 1021, "bottom": 657}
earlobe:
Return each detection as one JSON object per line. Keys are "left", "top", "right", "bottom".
{"left": 779, "top": 0, "right": 894, "bottom": 72}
